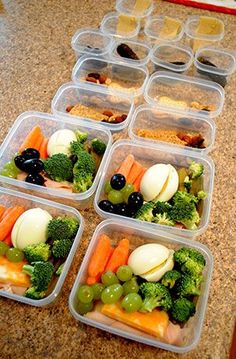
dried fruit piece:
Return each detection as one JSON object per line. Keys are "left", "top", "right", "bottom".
{"left": 117, "top": 43, "right": 139, "bottom": 60}
{"left": 86, "top": 76, "right": 97, "bottom": 83}
{"left": 99, "top": 75, "right": 107, "bottom": 84}
{"left": 88, "top": 73, "right": 100, "bottom": 79}
{"left": 66, "top": 105, "right": 74, "bottom": 112}
{"left": 103, "top": 110, "right": 114, "bottom": 117}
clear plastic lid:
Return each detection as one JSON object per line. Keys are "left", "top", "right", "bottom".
{"left": 100, "top": 11, "right": 140, "bottom": 39}
{"left": 144, "top": 16, "right": 184, "bottom": 42}
{"left": 110, "top": 39, "right": 151, "bottom": 66}
{"left": 71, "top": 28, "right": 114, "bottom": 57}
{"left": 151, "top": 43, "right": 194, "bottom": 73}
{"left": 185, "top": 15, "right": 224, "bottom": 41}
{"left": 116, "top": 0, "right": 154, "bottom": 19}
{"left": 144, "top": 71, "right": 225, "bottom": 119}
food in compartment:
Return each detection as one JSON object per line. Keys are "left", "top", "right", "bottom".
{"left": 159, "top": 17, "right": 182, "bottom": 40}
{"left": 197, "top": 57, "right": 227, "bottom": 88}
{"left": 117, "top": 14, "right": 138, "bottom": 35}
{"left": 157, "top": 96, "right": 216, "bottom": 112}
{"left": 75, "top": 231, "right": 206, "bottom": 346}
{"left": 0, "top": 126, "right": 107, "bottom": 193}
{"left": 133, "top": 0, "right": 152, "bottom": 14}
{"left": 98, "top": 156, "right": 206, "bottom": 231}
{"left": 116, "top": 43, "right": 139, "bottom": 61}
{"left": 136, "top": 128, "right": 205, "bottom": 148}
{"left": 0, "top": 205, "right": 80, "bottom": 299}
{"left": 66, "top": 103, "right": 128, "bottom": 125}
{"left": 192, "top": 16, "right": 224, "bottom": 51}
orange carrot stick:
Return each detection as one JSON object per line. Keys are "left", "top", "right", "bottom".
{"left": 34, "top": 133, "right": 44, "bottom": 151}
{"left": 133, "top": 168, "right": 147, "bottom": 192}
{"left": 1, "top": 207, "right": 12, "bottom": 219}
{"left": 4, "top": 234, "right": 12, "bottom": 247}
{"left": 0, "top": 206, "right": 25, "bottom": 241}
{"left": 39, "top": 138, "right": 48, "bottom": 159}
{"left": 19, "top": 126, "right": 43, "bottom": 153}
{"left": 0, "top": 205, "right": 6, "bottom": 221}
{"left": 86, "top": 274, "right": 101, "bottom": 286}
{"left": 88, "top": 234, "right": 113, "bottom": 279}
{"left": 105, "top": 238, "right": 129, "bottom": 273}
{"left": 116, "top": 154, "right": 135, "bottom": 179}
{"left": 126, "top": 161, "right": 144, "bottom": 184}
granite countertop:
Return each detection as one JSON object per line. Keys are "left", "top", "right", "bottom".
{"left": 0, "top": 1, "right": 235, "bottom": 358}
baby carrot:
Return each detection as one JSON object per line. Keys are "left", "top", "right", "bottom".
{"left": 88, "top": 234, "right": 113, "bottom": 279}
{"left": 0, "top": 205, "right": 6, "bottom": 221}
{"left": 126, "top": 161, "right": 144, "bottom": 184}
{"left": 39, "top": 137, "right": 48, "bottom": 159}
{"left": 116, "top": 154, "right": 135, "bottom": 179}
{"left": 4, "top": 234, "right": 12, "bottom": 247}
{"left": 105, "top": 238, "right": 129, "bottom": 273}
{"left": 19, "top": 126, "right": 43, "bottom": 153}
{"left": 34, "top": 133, "right": 44, "bottom": 151}
{"left": 133, "top": 168, "right": 147, "bottom": 192}
{"left": 0, "top": 206, "right": 25, "bottom": 241}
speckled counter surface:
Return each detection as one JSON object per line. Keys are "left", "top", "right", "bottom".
{"left": 0, "top": 1, "right": 235, "bottom": 358}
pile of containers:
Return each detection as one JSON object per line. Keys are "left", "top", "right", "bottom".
{"left": 0, "top": 0, "right": 235, "bottom": 354}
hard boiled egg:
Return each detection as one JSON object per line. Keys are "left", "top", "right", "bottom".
{"left": 12, "top": 208, "right": 52, "bottom": 250}
{"left": 156, "top": 165, "right": 179, "bottom": 202}
{"left": 128, "top": 243, "right": 174, "bottom": 282}
{"left": 140, "top": 164, "right": 170, "bottom": 202}
{"left": 47, "top": 129, "right": 76, "bottom": 157}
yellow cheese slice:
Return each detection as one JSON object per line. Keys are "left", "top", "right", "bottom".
{"left": 0, "top": 256, "right": 30, "bottom": 287}
{"left": 133, "top": 0, "right": 151, "bottom": 15}
{"left": 196, "top": 16, "right": 223, "bottom": 36}
{"left": 117, "top": 14, "right": 137, "bottom": 35}
{"left": 159, "top": 17, "right": 182, "bottom": 39}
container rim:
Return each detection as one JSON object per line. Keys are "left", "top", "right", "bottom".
{"left": 110, "top": 38, "right": 152, "bottom": 66}
{"left": 100, "top": 11, "right": 141, "bottom": 39}
{"left": 0, "top": 186, "right": 84, "bottom": 307}
{"left": 69, "top": 218, "right": 214, "bottom": 353}
{"left": 0, "top": 111, "right": 112, "bottom": 200}
{"left": 144, "top": 16, "right": 184, "bottom": 43}
{"left": 115, "top": 0, "right": 154, "bottom": 19}
{"left": 184, "top": 15, "right": 225, "bottom": 41}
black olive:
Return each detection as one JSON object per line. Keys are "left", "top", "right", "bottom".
{"left": 23, "top": 159, "right": 44, "bottom": 174}
{"left": 25, "top": 173, "right": 45, "bottom": 186}
{"left": 14, "top": 155, "right": 27, "bottom": 171}
{"left": 21, "top": 148, "right": 40, "bottom": 160}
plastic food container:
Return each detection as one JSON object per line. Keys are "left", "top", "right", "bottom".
{"left": 69, "top": 219, "right": 213, "bottom": 353}
{"left": 0, "top": 187, "right": 84, "bottom": 307}
{"left": 128, "top": 105, "right": 216, "bottom": 155}
{"left": 52, "top": 82, "right": 135, "bottom": 132}
{"left": 116, "top": 0, "right": 154, "bottom": 19}
{"left": 100, "top": 11, "right": 140, "bottom": 39}
{"left": 144, "top": 16, "right": 184, "bottom": 44}
{"left": 0, "top": 112, "right": 112, "bottom": 208}
{"left": 144, "top": 71, "right": 225, "bottom": 119}
{"left": 185, "top": 16, "right": 224, "bottom": 52}
{"left": 72, "top": 55, "right": 149, "bottom": 98}
{"left": 150, "top": 43, "right": 194, "bottom": 74}
{"left": 110, "top": 39, "right": 151, "bottom": 67}
{"left": 71, "top": 28, "right": 114, "bottom": 60}
{"left": 194, "top": 47, "right": 236, "bottom": 88}
{"left": 94, "top": 140, "right": 214, "bottom": 239}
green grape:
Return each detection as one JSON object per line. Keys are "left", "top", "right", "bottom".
{"left": 1, "top": 160, "right": 20, "bottom": 179}
{"left": 122, "top": 277, "right": 139, "bottom": 295}
{"left": 121, "top": 293, "right": 143, "bottom": 313}
{"left": 91, "top": 283, "right": 104, "bottom": 300}
{"left": 121, "top": 184, "right": 134, "bottom": 203}
{"left": 6, "top": 248, "right": 24, "bottom": 262}
{"left": 101, "top": 284, "right": 123, "bottom": 304}
{"left": 104, "top": 181, "right": 112, "bottom": 194}
{"left": 0, "top": 242, "right": 9, "bottom": 256}
{"left": 108, "top": 190, "right": 123, "bottom": 205}
{"left": 101, "top": 271, "right": 119, "bottom": 286}
{"left": 117, "top": 265, "right": 133, "bottom": 282}
{"left": 0, "top": 168, "right": 16, "bottom": 178}
{"left": 77, "top": 285, "right": 94, "bottom": 304}
{"left": 76, "top": 300, "right": 94, "bottom": 315}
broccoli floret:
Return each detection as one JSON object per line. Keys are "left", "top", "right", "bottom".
{"left": 44, "top": 154, "right": 73, "bottom": 182}
{"left": 161, "top": 270, "right": 182, "bottom": 289}
{"left": 153, "top": 201, "right": 172, "bottom": 215}
{"left": 47, "top": 216, "right": 79, "bottom": 241}
{"left": 73, "top": 170, "right": 93, "bottom": 193}
{"left": 174, "top": 274, "right": 203, "bottom": 297}
{"left": 184, "top": 176, "right": 192, "bottom": 191}
{"left": 91, "top": 138, "right": 107, "bottom": 155}
{"left": 172, "top": 191, "right": 199, "bottom": 205}
{"left": 171, "top": 298, "right": 196, "bottom": 322}
{"left": 197, "top": 190, "right": 207, "bottom": 200}
{"left": 52, "top": 238, "right": 73, "bottom": 258}
{"left": 75, "top": 130, "right": 88, "bottom": 143}
{"left": 139, "top": 282, "right": 172, "bottom": 312}
{"left": 174, "top": 247, "right": 206, "bottom": 276}
{"left": 153, "top": 213, "right": 175, "bottom": 226}
{"left": 70, "top": 140, "right": 85, "bottom": 157}
{"left": 23, "top": 262, "right": 54, "bottom": 291}
{"left": 169, "top": 192, "right": 200, "bottom": 230}
{"left": 188, "top": 161, "right": 204, "bottom": 179}
{"left": 56, "top": 263, "right": 65, "bottom": 276}
{"left": 135, "top": 202, "right": 155, "bottom": 222}
{"left": 25, "top": 287, "right": 46, "bottom": 300}
{"left": 73, "top": 151, "right": 96, "bottom": 175}
{"left": 24, "top": 243, "right": 51, "bottom": 264}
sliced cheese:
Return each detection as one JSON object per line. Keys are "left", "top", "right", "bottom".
{"left": 102, "top": 302, "right": 169, "bottom": 338}
{"left": 133, "top": 0, "right": 151, "bottom": 15}
{"left": 0, "top": 257, "right": 30, "bottom": 287}
{"left": 160, "top": 17, "right": 182, "bottom": 39}
{"left": 117, "top": 15, "right": 137, "bottom": 35}
{"left": 196, "top": 16, "right": 223, "bottom": 36}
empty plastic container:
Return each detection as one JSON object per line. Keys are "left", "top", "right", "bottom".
{"left": 0, "top": 187, "right": 84, "bottom": 307}
{"left": 0, "top": 112, "right": 112, "bottom": 208}
{"left": 110, "top": 39, "right": 151, "bottom": 67}
{"left": 72, "top": 55, "right": 149, "bottom": 98}
{"left": 185, "top": 15, "right": 224, "bottom": 52}
{"left": 144, "top": 71, "right": 225, "bottom": 119}
{"left": 94, "top": 140, "right": 215, "bottom": 239}
{"left": 151, "top": 43, "right": 194, "bottom": 74}
{"left": 100, "top": 11, "right": 140, "bottom": 39}
{"left": 144, "top": 16, "right": 184, "bottom": 44}
{"left": 69, "top": 218, "right": 213, "bottom": 352}
{"left": 128, "top": 104, "right": 216, "bottom": 155}
{"left": 71, "top": 28, "right": 114, "bottom": 60}
{"left": 52, "top": 82, "right": 135, "bottom": 132}
{"left": 194, "top": 47, "right": 236, "bottom": 88}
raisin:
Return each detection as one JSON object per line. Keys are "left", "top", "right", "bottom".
{"left": 117, "top": 44, "right": 139, "bottom": 60}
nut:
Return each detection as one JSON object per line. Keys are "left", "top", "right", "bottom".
{"left": 105, "top": 78, "right": 112, "bottom": 85}
{"left": 103, "top": 110, "right": 113, "bottom": 117}
{"left": 66, "top": 105, "right": 74, "bottom": 112}
{"left": 86, "top": 76, "right": 97, "bottom": 83}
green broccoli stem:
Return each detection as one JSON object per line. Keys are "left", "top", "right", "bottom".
{"left": 22, "top": 264, "right": 34, "bottom": 277}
